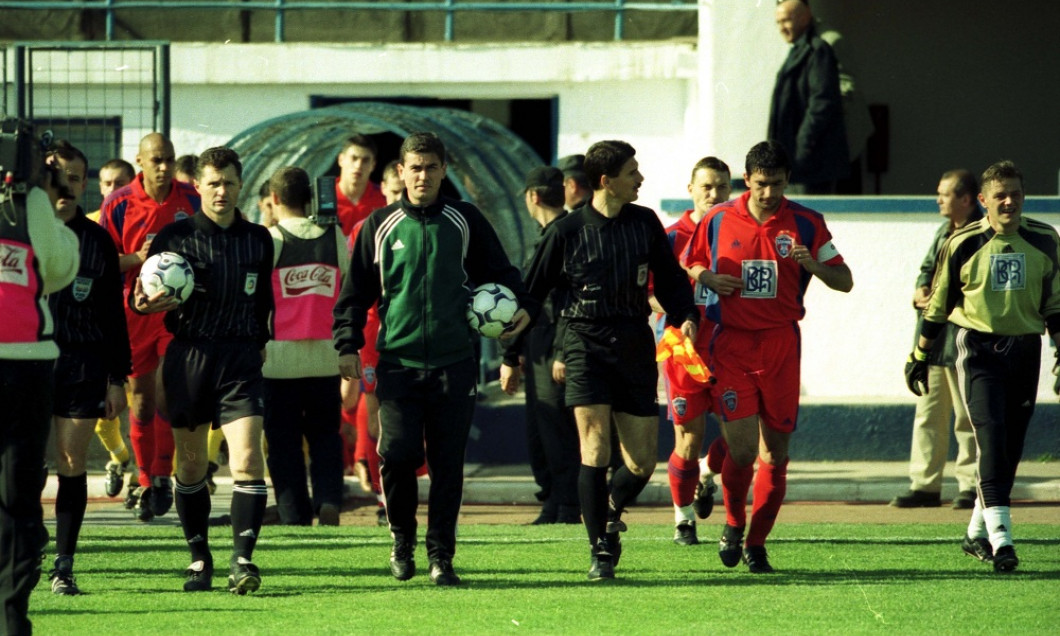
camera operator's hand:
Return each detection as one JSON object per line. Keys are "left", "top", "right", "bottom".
{"left": 132, "top": 276, "right": 179, "bottom": 314}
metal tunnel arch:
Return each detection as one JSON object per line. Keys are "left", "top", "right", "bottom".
{"left": 227, "top": 102, "right": 544, "bottom": 266}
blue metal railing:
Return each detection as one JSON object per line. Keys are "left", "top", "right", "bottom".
{"left": 0, "top": 0, "right": 698, "bottom": 43}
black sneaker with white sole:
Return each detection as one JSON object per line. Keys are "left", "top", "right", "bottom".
{"left": 992, "top": 545, "right": 1019, "bottom": 573}
{"left": 742, "top": 545, "right": 775, "bottom": 574}
{"left": 588, "top": 539, "right": 615, "bottom": 581}
{"left": 961, "top": 536, "right": 993, "bottom": 563}
{"left": 104, "top": 460, "right": 128, "bottom": 498}
{"left": 49, "top": 556, "right": 81, "bottom": 596}
{"left": 228, "top": 557, "right": 261, "bottom": 595}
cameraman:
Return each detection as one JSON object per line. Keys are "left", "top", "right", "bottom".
{"left": 1, "top": 131, "right": 80, "bottom": 636}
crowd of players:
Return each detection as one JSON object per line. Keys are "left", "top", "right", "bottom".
{"left": 16, "top": 128, "right": 1060, "bottom": 607}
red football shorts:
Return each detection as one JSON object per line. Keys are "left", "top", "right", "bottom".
{"left": 359, "top": 309, "right": 380, "bottom": 394}
{"left": 710, "top": 324, "right": 800, "bottom": 433}
{"left": 663, "top": 322, "right": 713, "bottom": 426}
{"left": 126, "top": 306, "right": 173, "bottom": 378}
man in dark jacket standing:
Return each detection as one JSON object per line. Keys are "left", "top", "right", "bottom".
{"left": 334, "top": 132, "right": 533, "bottom": 586}
{"left": 768, "top": 0, "right": 848, "bottom": 194}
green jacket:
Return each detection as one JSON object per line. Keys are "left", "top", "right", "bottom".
{"left": 333, "top": 194, "right": 533, "bottom": 370}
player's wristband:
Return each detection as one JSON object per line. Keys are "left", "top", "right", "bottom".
{"left": 912, "top": 346, "right": 930, "bottom": 363}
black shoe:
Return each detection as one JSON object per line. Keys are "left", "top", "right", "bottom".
{"left": 742, "top": 545, "right": 775, "bottom": 574}
{"left": 104, "top": 460, "right": 128, "bottom": 498}
{"left": 49, "top": 556, "right": 81, "bottom": 596}
{"left": 429, "top": 559, "right": 462, "bottom": 586}
{"left": 150, "top": 475, "right": 173, "bottom": 516}
{"left": 556, "top": 505, "right": 581, "bottom": 524}
{"left": 961, "top": 535, "right": 993, "bottom": 563}
{"left": 588, "top": 539, "right": 615, "bottom": 581}
{"left": 318, "top": 503, "right": 340, "bottom": 527}
{"left": 605, "top": 512, "right": 626, "bottom": 567}
{"left": 136, "top": 487, "right": 155, "bottom": 522}
{"left": 673, "top": 520, "right": 699, "bottom": 546}
{"left": 531, "top": 510, "right": 557, "bottom": 525}
{"left": 890, "top": 490, "right": 941, "bottom": 508}
{"left": 693, "top": 477, "right": 717, "bottom": 520}
{"left": 389, "top": 541, "right": 415, "bottom": 581}
{"left": 183, "top": 560, "right": 214, "bottom": 592}
{"left": 992, "top": 545, "right": 1019, "bottom": 573}
{"left": 376, "top": 506, "right": 388, "bottom": 528}
{"left": 228, "top": 557, "right": 261, "bottom": 595}
{"left": 719, "top": 524, "right": 744, "bottom": 568}
{"left": 952, "top": 490, "right": 976, "bottom": 510}
{"left": 123, "top": 484, "right": 140, "bottom": 510}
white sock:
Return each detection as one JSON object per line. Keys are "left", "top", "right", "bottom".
{"left": 674, "top": 504, "right": 694, "bottom": 525}
{"left": 966, "top": 500, "right": 986, "bottom": 539}
{"left": 981, "top": 506, "right": 1013, "bottom": 551}
{"left": 698, "top": 456, "right": 710, "bottom": 475}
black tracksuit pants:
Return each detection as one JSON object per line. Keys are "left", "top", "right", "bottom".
{"left": 375, "top": 357, "right": 477, "bottom": 562}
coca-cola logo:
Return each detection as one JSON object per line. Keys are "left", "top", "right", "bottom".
{"left": 0, "top": 242, "right": 30, "bottom": 286}
{"left": 279, "top": 264, "right": 336, "bottom": 297}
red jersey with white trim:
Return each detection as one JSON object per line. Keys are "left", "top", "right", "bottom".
{"left": 682, "top": 191, "right": 843, "bottom": 329}
{"left": 99, "top": 173, "right": 199, "bottom": 290}
{"left": 335, "top": 179, "right": 387, "bottom": 237}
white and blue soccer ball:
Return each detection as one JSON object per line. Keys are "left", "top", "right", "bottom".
{"left": 139, "top": 252, "right": 195, "bottom": 304}
{"left": 466, "top": 282, "right": 519, "bottom": 339}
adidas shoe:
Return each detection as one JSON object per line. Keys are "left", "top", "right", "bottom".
{"left": 104, "top": 460, "right": 128, "bottom": 498}
{"left": 742, "top": 545, "right": 775, "bottom": 574}
{"left": 693, "top": 476, "right": 717, "bottom": 519}
{"left": 719, "top": 524, "right": 744, "bottom": 568}
{"left": 992, "top": 545, "right": 1019, "bottom": 573}
{"left": 183, "top": 560, "right": 214, "bottom": 592}
{"left": 961, "top": 535, "right": 994, "bottom": 563}
{"left": 389, "top": 540, "right": 415, "bottom": 581}
{"left": 150, "top": 475, "right": 174, "bottom": 517}
{"left": 136, "top": 487, "right": 155, "bottom": 522}
{"left": 228, "top": 557, "right": 261, "bottom": 595}
{"left": 49, "top": 556, "right": 81, "bottom": 596}
{"left": 673, "top": 520, "right": 699, "bottom": 546}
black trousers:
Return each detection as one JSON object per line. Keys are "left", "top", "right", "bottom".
{"left": 375, "top": 357, "right": 476, "bottom": 562}
{"left": 955, "top": 329, "right": 1041, "bottom": 508}
{"left": 1, "top": 360, "right": 53, "bottom": 636}
{"left": 262, "top": 376, "right": 344, "bottom": 525}
{"left": 523, "top": 325, "right": 579, "bottom": 511}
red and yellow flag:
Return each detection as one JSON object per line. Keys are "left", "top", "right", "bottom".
{"left": 655, "top": 326, "right": 713, "bottom": 384}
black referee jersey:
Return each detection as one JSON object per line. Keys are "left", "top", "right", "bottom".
{"left": 523, "top": 202, "right": 697, "bottom": 327}
{"left": 49, "top": 208, "right": 132, "bottom": 381}
{"left": 139, "top": 209, "right": 274, "bottom": 347}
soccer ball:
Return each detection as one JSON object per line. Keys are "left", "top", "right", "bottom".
{"left": 466, "top": 283, "right": 519, "bottom": 339}
{"left": 139, "top": 252, "right": 195, "bottom": 303}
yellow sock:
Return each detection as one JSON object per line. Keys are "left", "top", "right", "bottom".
{"left": 95, "top": 417, "right": 129, "bottom": 463}
{"left": 207, "top": 427, "right": 225, "bottom": 464}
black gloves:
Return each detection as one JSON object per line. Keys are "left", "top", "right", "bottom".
{"left": 904, "top": 346, "right": 930, "bottom": 396}
{"left": 1052, "top": 349, "right": 1059, "bottom": 396}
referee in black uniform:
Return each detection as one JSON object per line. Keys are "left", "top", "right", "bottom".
{"left": 906, "top": 160, "right": 1060, "bottom": 573}
{"left": 133, "top": 147, "right": 274, "bottom": 594}
{"left": 45, "top": 141, "right": 131, "bottom": 596}
{"left": 515, "top": 140, "right": 698, "bottom": 580}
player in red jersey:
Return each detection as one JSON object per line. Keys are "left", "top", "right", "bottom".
{"left": 334, "top": 134, "right": 387, "bottom": 237}
{"left": 657, "top": 157, "right": 732, "bottom": 546}
{"left": 99, "top": 133, "right": 200, "bottom": 521}
{"left": 683, "top": 141, "right": 852, "bottom": 573}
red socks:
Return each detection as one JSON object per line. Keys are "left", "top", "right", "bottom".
{"left": 746, "top": 458, "right": 788, "bottom": 547}
{"left": 129, "top": 413, "right": 154, "bottom": 489}
{"left": 721, "top": 452, "right": 754, "bottom": 528}
{"left": 667, "top": 452, "right": 700, "bottom": 507}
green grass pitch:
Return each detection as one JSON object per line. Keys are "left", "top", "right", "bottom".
{"left": 31, "top": 523, "right": 1060, "bottom": 635}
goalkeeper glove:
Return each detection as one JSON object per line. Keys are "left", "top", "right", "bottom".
{"left": 904, "top": 346, "right": 930, "bottom": 396}
{"left": 1052, "top": 349, "right": 1059, "bottom": 396}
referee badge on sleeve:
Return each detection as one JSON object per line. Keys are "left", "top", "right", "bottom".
{"left": 244, "top": 272, "right": 258, "bottom": 295}
{"left": 637, "top": 263, "right": 649, "bottom": 287}
{"left": 72, "top": 276, "right": 93, "bottom": 302}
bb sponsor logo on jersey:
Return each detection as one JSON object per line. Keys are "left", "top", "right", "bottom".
{"left": 0, "top": 242, "right": 30, "bottom": 286}
{"left": 71, "top": 276, "right": 93, "bottom": 302}
{"left": 278, "top": 264, "right": 337, "bottom": 298}
{"left": 672, "top": 396, "right": 687, "bottom": 417}
{"left": 244, "top": 272, "right": 258, "bottom": 296}
{"left": 990, "top": 253, "right": 1025, "bottom": 291}
{"left": 721, "top": 388, "right": 738, "bottom": 413}
{"left": 740, "top": 259, "right": 778, "bottom": 299}
{"left": 774, "top": 231, "right": 794, "bottom": 258}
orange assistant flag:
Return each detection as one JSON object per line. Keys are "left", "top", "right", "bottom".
{"left": 655, "top": 326, "right": 713, "bottom": 385}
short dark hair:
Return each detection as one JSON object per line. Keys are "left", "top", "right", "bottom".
{"left": 46, "top": 139, "right": 89, "bottom": 175}
{"left": 100, "top": 158, "right": 134, "bottom": 180}
{"left": 341, "top": 134, "right": 378, "bottom": 158}
{"left": 197, "top": 147, "right": 243, "bottom": 180}
{"left": 524, "top": 166, "right": 565, "bottom": 209}
{"left": 940, "top": 169, "right": 978, "bottom": 200}
{"left": 745, "top": 141, "right": 791, "bottom": 177}
{"left": 980, "top": 160, "right": 1023, "bottom": 192}
{"left": 175, "top": 154, "right": 198, "bottom": 177}
{"left": 584, "top": 140, "right": 636, "bottom": 191}
{"left": 691, "top": 156, "right": 731, "bottom": 182}
{"left": 258, "top": 179, "right": 271, "bottom": 199}
{"left": 382, "top": 159, "right": 400, "bottom": 181}
{"left": 399, "top": 132, "right": 446, "bottom": 165}
{"left": 269, "top": 166, "right": 311, "bottom": 209}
